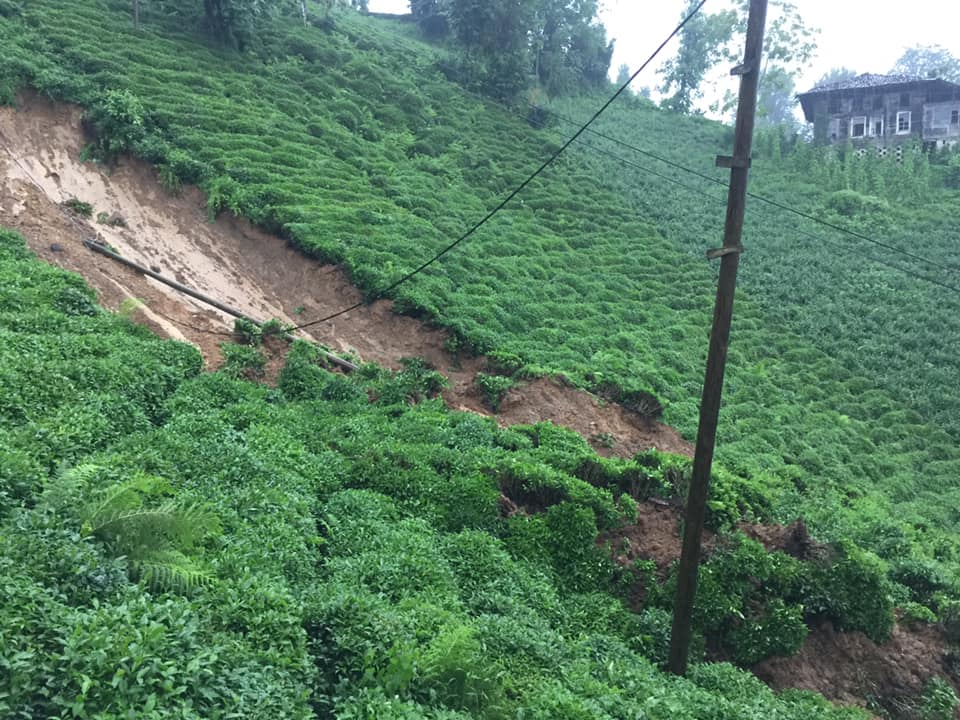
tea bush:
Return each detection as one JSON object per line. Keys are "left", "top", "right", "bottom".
{"left": 0, "top": 227, "right": 871, "bottom": 717}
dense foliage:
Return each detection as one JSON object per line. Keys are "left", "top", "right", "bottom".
{"left": 414, "top": 0, "right": 613, "bottom": 99}
{"left": 542, "top": 93, "right": 960, "bottom": 602}
{"left": 2, "top": 0, "right": 960, "bottom": 626}
{"left": 2, "top": 0, "right": 960, "bottom": 712}
{"left": 0, "top": 227, "right": 873, "bottom": 717}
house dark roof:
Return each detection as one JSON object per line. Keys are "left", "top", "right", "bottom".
{"left": 802, "top": 73, "right": 921, "bottom": 95}
{"left": 796, "top": 73, "right": 960, "bottom": 122}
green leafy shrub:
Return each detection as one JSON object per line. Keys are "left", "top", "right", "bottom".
{"left": 890, "top": 558, "right": 952, "bottom": 606}
{"left": 945, "top": 153, "right": 960, "bottom": 189}
{"left": 808, "top": 541, "right": 895, "bottom": 642}
{"left": 415, "top": 624, "right": 507, "bottom": 715}
{"left": 728, "top": 598, "right": 808, "bottom": 666}
{"left": 676, "top": 535, "right": 809, "bottom": 664}
{"left": 278, "top": 339, "right": 331, "bottom": 400}
{"left": 485, "top": 349, "right": 524, "bottom": 376}
{"left": 543, "top": 501, "right": 612, "bottom": 591}
{"left": 0, "top": 221, "right": 876, "bottom": 718}
{"left": 901, "top": 601, "right": 937, "bottom": 626}
{"left": 919, "top": 677, "right": 959, "bottom": 720}
{"left": 936, "top": 598, "right": 960, "bottom": 643}
{"left": 63, "top": 197, "right": 94, "bottom": 216}
{"left": 219, "top": 342, "right": 267, "bottom": 379}
{"left": 474, "top": 372, "right": 516, "bottom": 412}
{"left": 633, "top": 606, "right": 672, "bottom": 665}
{"left": 44, "top": 465, "right": 220, "bottom": 592}
{"left": 82, "top": 88, "right": 147, "bottom": 162}
{"left": 55, "top": 285, "right": 100, "bottom": 316}
{"left": 391, "top": 356, "right": 448, "bottom": 402}
{"left": 233, "top": 316, "right": 263, "bottom": 345}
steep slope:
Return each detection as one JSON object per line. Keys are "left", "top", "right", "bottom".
{"left": 2, "top": 0, "right": 960, "bottom": 624}
{"left": 1, "top": 226, "right": 877, "bottom": 718}
{"left": 0, "top": 92, "right": 691, "bottom": 457}
{"left": 1, "top": 0, "right": 960, "bottom": 713}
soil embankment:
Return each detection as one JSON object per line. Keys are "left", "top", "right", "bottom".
{"left": 0, "top": 92, "right": 690, "bottom": 459}
{"left": 2, "top": 93, "right": 957, "bottom": 718}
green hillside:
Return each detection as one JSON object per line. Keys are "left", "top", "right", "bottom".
{"left": 2, "top": 0, "right": 960, "bottom": 714}
{"left": 1, "top": 228, "right": 877, "bottom": 717}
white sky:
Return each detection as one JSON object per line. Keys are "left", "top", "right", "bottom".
{"left": 367, "top": 0, "right": 958, "bottom": 104}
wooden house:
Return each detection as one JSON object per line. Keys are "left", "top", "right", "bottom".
{"left": 797, "top": 73, "right": 960, "bottom": 149}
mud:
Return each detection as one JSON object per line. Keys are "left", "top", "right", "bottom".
{"left": 3, "top": 93, "right": 957, "bottom": 720}
{"left": 756, "top": 620, "right": 958, "bottom": 717}
{"left": 0, "top": 92, "right": 690, "bottom": 459}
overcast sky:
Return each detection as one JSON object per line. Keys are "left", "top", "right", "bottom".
{"left": 367, "top": 0, "right": 957, "bottom": 104}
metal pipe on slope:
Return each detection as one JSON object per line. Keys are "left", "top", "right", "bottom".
{"left": 83, "top": 238, "right": 358, "bottom": 372}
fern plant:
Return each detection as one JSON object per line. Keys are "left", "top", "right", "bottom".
{"left": 45, "top": 465, "right": 220, "bottom": 592}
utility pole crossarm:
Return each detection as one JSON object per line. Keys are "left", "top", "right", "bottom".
{"left": 667, "top": 0, "right": 769, "bottom": 677}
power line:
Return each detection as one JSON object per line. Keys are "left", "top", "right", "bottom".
{"left": 764, "top": 212, "right": 960, "bottom": 295}
{"left": 537, "top": 104, "right": 960, "bottom": 279}
{"left": 563, "top": 123, "right": 960, "bottom": 291}
{"left": 578, "top": 136, "right": 727, "bottom": 204}
{"left": 534, "top": 110, "right": 960, "bottom": 294}
{"left": 525, "top": 112, "right": 727, "bottom": 203}
{"left": 534, "top": 107, "right": 960, "bottom": 297}
{"left": 747, "top": 191, "right": 960, "bottom": 279}
{"left": 290, "top": 0, "right": 709, "bottom": 332}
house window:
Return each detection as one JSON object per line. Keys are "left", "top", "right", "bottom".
{"left": 952, "top": 110, "right": 959, "bottom": 126}
{"left": 872, "top": 117, "right": 884, "bottom": 136}
{"left": 900, "top": 92, "right": 911, "bottom": 107}
{"left": 897, "top": 110, "right": 912, "bottom": 134}
{"left": 851, "top": 116, "right": 867, "bottom": 138}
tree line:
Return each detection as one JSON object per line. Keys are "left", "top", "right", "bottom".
{"left": 411, "top": 0, "right": 613, "bottom": 100}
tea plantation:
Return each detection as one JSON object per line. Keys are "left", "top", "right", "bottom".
{"left": 2, "top": 0, "right": 960, "bottom": 714}
{"left": 0, "top": 226, "right": 879, "bottom": 717}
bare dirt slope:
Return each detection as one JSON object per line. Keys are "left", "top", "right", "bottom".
{"left": 756, "top": 620, "right": 957, "bottom": 718}
{"left": 0, "top": 92, "right": 690, "bottom": 458}
{"left": 603, "top": 510, "right": 960, "bottom": 716}
{"left": 3, "top": 94, "right": 957, "bottom": 718}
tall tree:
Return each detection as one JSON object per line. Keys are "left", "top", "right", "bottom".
{"left": 201, "top": 0, "right": 268, "bottom": 48}
{"left": 758, "top": 1, "right": 817, "bottom": 81}
{"left": 410, "top": 0, "right": 449, "bottom": 38}
{"left": 531, "top": 0, "right": 613, "bottom": 96}
{"left": 443, "top": 0, "right": 538, "bottom": 100}
{"left": 756, "top": 65, "right": 796, "bottom": 126}
{"left": 662, "top": 0, "right": 817, "bottom": 117}
{"left": 659, "top": 0, "right": 737, "bottom": 114}
{"left": 891, "top": 45, "right": 960, "bottom": 82}
{"left": 427, "top": 0, "right": 611, "bottom": 100}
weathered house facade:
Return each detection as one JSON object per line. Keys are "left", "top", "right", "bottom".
{"left": 797, "top": 74, "right": 960, "bottom": 149}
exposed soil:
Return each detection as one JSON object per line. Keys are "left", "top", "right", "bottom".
{"left": 756, "top": 620, "right": 958, "bottom": 718}
{"left": 599, "top": 510, "right": 815, "bottom": 580}
{"left": 497, "top": 377, "right": 692, "bottom": 457}
{"left": 601, "top": 501, "right": 694, "bottom": 575}
{"left": 598, "top": 507, "right": 959, "bottom": 715}
{"left": 0, "top": 91, "right": 690, "bottom": 460}
{"left": 738, "top": 518, "right": 825, "bottom": 562}
{"left": 3, "top": 94, "right": 958, "bottom": 718}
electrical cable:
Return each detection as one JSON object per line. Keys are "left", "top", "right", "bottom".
{"left": 289, "top": 0, "right": 709, "bottom": 331}
{"left": 537, "top": 104, "right": 960, "bottom": 278}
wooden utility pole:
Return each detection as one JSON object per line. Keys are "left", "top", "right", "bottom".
{"left": 667, "top": 0, "right": 768, "bottom": 677}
